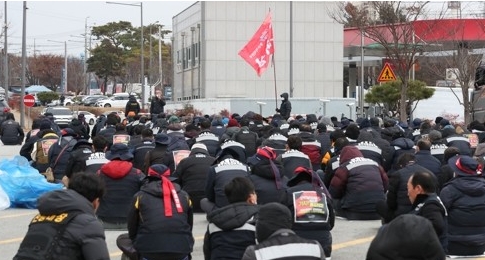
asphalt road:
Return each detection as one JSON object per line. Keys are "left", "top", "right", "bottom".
{"left": 0, "top": 145, "right": 483, "bottom": 260}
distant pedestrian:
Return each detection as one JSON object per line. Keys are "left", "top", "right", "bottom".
{"left": 150, "top": 89, "right": 166, "bottom": 122}
{"left": 276, "top": 92, "right": 292, "bottom": 120}
{"left": 59, "top": 94, "right": 65, "bottom": 106}
{"left": 125, "top": 95, "right": 140, "bottom": 121}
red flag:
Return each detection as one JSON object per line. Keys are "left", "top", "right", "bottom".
{"left": 238, "top": 12, "right": 274, "bottom": 77}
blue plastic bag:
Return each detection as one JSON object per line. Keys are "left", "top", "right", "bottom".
{"left": 0, "top": 156, "right": 63, "bottom": 209}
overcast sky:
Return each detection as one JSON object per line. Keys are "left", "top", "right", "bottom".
{"left": 5, "top": 1, "right": 194, "bottom": 57}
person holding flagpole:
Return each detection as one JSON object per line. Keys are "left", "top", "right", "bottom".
{"left": 276, "top": 92, "right": 292, "bottom": 120}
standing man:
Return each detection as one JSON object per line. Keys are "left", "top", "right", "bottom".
{"left": 150, "top": 89, "right": 166, "bottom": 122}
{"left": 276, "top": 92, "right": 292, "bottom": 120}
{"left": 125, "top": 95, "right": 141, "bottom": 122}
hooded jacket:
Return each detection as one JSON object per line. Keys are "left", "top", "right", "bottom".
{"left": 48, "top": 135, "right": 78, "bottom": 180}
{"left": 68, "top": 118, "right": 89, "bottom": 140}
{"left": 330, "top": 146, "right": 388, "bottom": 213}
{"left": 128, "top": 179, "right": 193, "bottom": 255}
{"left": 203, "top": 202, "right": 258, "bottom": 260}
{"left": 278, "top": 93, "right": 292, "bottom": 120}
{"left": 64, "top": 140, "right": 93, "bottom": 178}
{"left": 248, "top": 154, "right": 287, "bottom": 205}
{"left": 440, "top": 176, "right": 485, "bottom": 248}
{"left": 390, "top": 137, "right": 415, "bottom": 171}
{"left": 262, "top": 133, "right": 288, "bottom": 156}
{"left": 14, "top": 189, "right": 109, "bottom": 260}
{"left": 97, "top": 160, "right": 143, "bottom": 223}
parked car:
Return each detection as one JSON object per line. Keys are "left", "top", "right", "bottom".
{"left": 42, "top": 107, "right": 74, "bottom": 128}
{"left": 47, "top": 97, "right": 74, "bottom": 107}
{"left": 99, "top": 110, "right": 125, "bottom": 122}
{"left": 73, "top": 111, "right": 96, "bottom": 125}
{"left": 84, "top": 96, "right": 108, "bottom": 106}
{"left": 95, "top": 93, "right": 132, "bottom": 108}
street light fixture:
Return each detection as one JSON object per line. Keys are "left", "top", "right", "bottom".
{"left": 106, "top": 1, "right": 145, "bottom": 109}
{"left": 319, "top": 99, "right": 330, "bottom": 116}
{"left": 47, "top": 40, "right": 67, "bottom": 94}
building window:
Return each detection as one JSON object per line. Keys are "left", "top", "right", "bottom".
{"left": 187, "top": 47, "right": 191, "bottom": 68}
{"left": 177, "top": 50, "right": 180, "bottom": 64}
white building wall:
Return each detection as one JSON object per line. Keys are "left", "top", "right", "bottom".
{"left": 172, "top": 1, "right": 343, "bottom": 101}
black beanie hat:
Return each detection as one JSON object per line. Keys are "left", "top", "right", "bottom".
{"left": 256, "top": 202, "right": 292, "bottom": 243}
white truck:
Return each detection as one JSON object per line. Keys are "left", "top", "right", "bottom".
{"left": 412, "top": 87, "right": 472, "bottom": 124}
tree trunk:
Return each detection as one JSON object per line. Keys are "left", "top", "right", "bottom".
{"left": 103, "top": 77, "right": 107, "bottom": 96}
{"left": 399, "top": 81, "right": 408, "bottom": 122}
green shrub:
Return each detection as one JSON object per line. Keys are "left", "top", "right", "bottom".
{"left": 36, "top": 92, "right": 59, "bottom": 105}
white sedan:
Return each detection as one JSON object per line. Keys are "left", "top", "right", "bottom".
{"left": 73, "top": 111, "right": 97, "bottom": 125}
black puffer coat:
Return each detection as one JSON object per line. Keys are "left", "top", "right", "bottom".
{"left": 203, "top": 202, "right": 258, "bottom": 260}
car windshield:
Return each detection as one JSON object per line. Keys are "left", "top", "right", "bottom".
{"left": 49, "top": 109, "right": 72, "bottom": 116}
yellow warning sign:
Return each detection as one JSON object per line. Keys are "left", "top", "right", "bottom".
{"left": 377, "top": 63, "right": 397, "bottom": 82}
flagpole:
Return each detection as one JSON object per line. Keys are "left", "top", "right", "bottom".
{"left": 272, "top": 55, "right": 277, "bottom": 110}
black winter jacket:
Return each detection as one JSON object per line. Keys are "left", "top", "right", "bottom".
{"left": 285, "top": 181, "right": 334, "bottom": 255}
{"left": 14, "top": 189, "right": 109, "bottom": 260}
{"left": 97, "top": 160, "right": 143, "bottom": 223}
{"left": 278, "top": 149, "right": 313, "bottom": 179}
{"left": 278, "top": 92, "right": 292, "bottom": 120}
{"left": 205, "top": 158, "right": 251, "bottom": 208}
{"left": 0, "top": 119, "right": 24, "bottom": 144}
{"left": 150, "top": 96, "right": 166, "bottom": 115}
{"left": 195, "top": 131, "right": 220, "bottom": 157}
{"left": 386, "top": 163, "right": 432, "bottom": 219}
{"left": 248, "top": 156, "right": 287, "bottom": 205}
{"left": 64, "top": 141, "right": 93, "bottom": 178}
{"left": 203, "top": 202, "right": 258, "bottom": 260}
{"left": 440, "top": 176, "right": 485, "bottom": 247}
{"left": 173, "top": 148, "right": 216, "bottom": 210}
{"left": 48, "top": 136, "right": 77, "bottom": 180}
{"left": 410, "top": 193, "right": 448, "bottom": 250}
{"left": 128, "top": 179, "right": 193, "bottom": 255}
{"left": 415, "top": 150, "right": 442, "bottom": 175}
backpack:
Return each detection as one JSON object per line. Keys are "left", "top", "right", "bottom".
{"left": 35, "top": 138, "right": 58, "bottom": 165}
{"left": 14, "top": 211, "right": 81, "bottom": 260}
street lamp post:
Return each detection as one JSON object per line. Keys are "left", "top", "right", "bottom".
{"left": 319, "top": 99, "right": 330, "bottom": 117}
{"left": 158, "top": 24, "right": 163, "bottom": 94}
{"left": 106, "top": 1, "right": 144, "bottom": 109}
{"left": 48, "top": 40, "right": 67, "bottom": 94}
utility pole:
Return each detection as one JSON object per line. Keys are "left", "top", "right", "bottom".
{"left": 158, "top": 24, "right": 162, "bottom": 92}
{"left": 4, "top": 1, "right": 8, "bottom": 95}
{"left": 20, "top": 1, "right": 26, "bottom": 128}
{"left": 84, "top": 16, "right": 89, "bottom": 94}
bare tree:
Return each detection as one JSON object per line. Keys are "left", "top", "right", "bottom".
{"left": 329, "top": 1, "right": 429, "bottom": 121}
{"left": 422, "top": 20, "right": 485, "bottom": 125}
